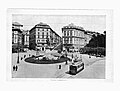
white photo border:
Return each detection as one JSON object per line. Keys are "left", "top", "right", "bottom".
{"left": 7, "top": 9, "right": 113, "bottom": 82}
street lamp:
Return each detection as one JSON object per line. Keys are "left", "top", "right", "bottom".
{"left": 17, "top": 34, "right": 20, "bottom": 64}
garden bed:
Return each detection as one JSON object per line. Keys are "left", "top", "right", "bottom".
{"left": 24, "top": 55, "right": 70, "bottom": 64}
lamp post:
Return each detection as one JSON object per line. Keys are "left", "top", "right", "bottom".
{"left": 17, "top": 34, "right": 20, "bottom": 64}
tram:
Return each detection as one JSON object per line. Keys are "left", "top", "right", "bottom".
{"left": 69, "top": 59, "right": 84, "bottom": 75}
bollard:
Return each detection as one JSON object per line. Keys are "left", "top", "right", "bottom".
{"left": 13, "top": 65, "right": 15, "bottom": 71}
{"left": 29, "top": 54, "right": 30, "bottom": 56}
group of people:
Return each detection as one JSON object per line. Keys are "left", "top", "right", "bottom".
{"left": 13, "top": 54, "right": 28, "bottom": 72}
{"left": 13, "top": 65, "right": 18, "bottom": 71}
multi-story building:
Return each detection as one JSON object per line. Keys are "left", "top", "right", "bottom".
{"left": 22, "top": 30, "right": 29, "bottom": 49}
{"left": 29, "top": 22, "right": 61, "bottom": 51}
{"left": 12, "top": 22, "right": 23, "bottom": 52}
{"left": 62, "top": 23, "right": 85, "bottom": 52}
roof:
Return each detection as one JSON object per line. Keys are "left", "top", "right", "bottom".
{"left": 12, "top": 22, "right": 23, "bottom": 26}
{"left": 35, "top": 22, "right": 51, "bottom": 28}
{"left": 63, "top": 23, "right": 84, "bottom": 30}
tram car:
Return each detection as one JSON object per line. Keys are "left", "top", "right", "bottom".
{"left": 69, "top": 59, "right": 84, "bottom": 75}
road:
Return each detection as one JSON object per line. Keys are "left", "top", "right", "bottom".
{"left": 12, "top": 51, "right": 105, "bottom": 79}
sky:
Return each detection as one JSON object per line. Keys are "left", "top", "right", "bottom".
{"left": 12, "top": 14, "right": 106, "bottom": 37}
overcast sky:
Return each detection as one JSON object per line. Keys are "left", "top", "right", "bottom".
{"left": 12, "top": 14, "right": 106, "bottom": 36}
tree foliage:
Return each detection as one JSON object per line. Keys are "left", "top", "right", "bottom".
{"left": 86, "top": 31, "right": 106, "bottom": 48}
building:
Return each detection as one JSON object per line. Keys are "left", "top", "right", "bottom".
{"left": 29, "top": 22, "right": 61, "bottom": 51}
{"left": 12, "top": 22, "right": 23, "bottom": 52}
{"left": 22, "top": 30, "right": 29, "bottom": 50}
{"left": 84, "top": 30, "right": 93, "bottom": 45}
{"left": 62, "top": 23, "right": 85, "bottom": 52}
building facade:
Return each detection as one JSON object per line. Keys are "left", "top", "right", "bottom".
{"left": 22, "top": 30, "right": 29, "bottom": 49}
{"left": 12, "top": 22, "right": 23, "bottom": 52}
{"left": 29, "top": 22, "right": 61, "bottom": 51}
{"left": 62, "top": 23, "right": 85, "bottom": 52}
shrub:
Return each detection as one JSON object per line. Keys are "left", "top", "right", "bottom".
{"left": 80, "top": 47, "right": 106, "bottom": 56}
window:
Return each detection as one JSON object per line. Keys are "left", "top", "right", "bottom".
{"left": 67, "top": 38, "right": 69, "bottom": 43}
{"left": 38, "top": 28, "right": 39, "bottom": 31}
{"left": 79, "top": 32, "right": 80, "bottom": 37}
{"left": 42, "top": 39, "right": 45, "bottom": 42}
{"left": 70, "top": 38, "right": 72, "bottom": 44}
{"left": 25, "top": 36, "right": 27, "bottom": 42}
{"left": 48, "top": 29, "right": 50, "bottom": 32}
{"left": 64, "top": 38, "right": 66, "bottom": 44}
{"left": 46, "top": 32, "right": 48, "bottom": 38}
{"left": 42, "top": 32, "right": 44, "bottom": 38}
{"left": 38, "top": 32, "right": 40, "bottom": 38}
{"left": 37, "top": 40, "right": 40, "bottom": 43}
{"left": 70, "top": 31, "right": 72, "bottom": 36}
{"left": 64, "top": 31, "right": 66, "bottom": 36}
{"left": 67, "top": 31, "right": 69, "bottom": 36}
{"left": 15, "top": 35, "right": 17, "bottom": 43}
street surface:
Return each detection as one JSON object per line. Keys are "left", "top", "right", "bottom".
{"left": 12, "top": 51, "right": 105, "bottom": 79}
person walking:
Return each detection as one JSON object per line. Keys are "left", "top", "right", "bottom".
{"left": 13, "top": 65, "right": 15, "bottom": 71}
{"left": 71, "top": 54, "right": 74, "bottom": 63}
{"left": 15, "top": 65, "right": 18, "bottom": 71}
{"left": 24, "top": 55, "right": 26, "bottom": 58}
{"left": 58, "top": 65, "right": 61, "bottom": 69}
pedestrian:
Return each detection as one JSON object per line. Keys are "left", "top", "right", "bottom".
{"left": 24, "top": 55, "right": 26, "bottom": 58}
{"left": 71, "top": 54, "right": 74, "bottom": 63}
{"left": 15, "top": 65, "right": 18, "bottom": 71}
{"left": 13, "top": 65, "right": 15, "bottom": 71}
{"left": 89, "top": 55, "right": 91, "bottom": 58}
{"left": 72, "top": 54, "right": 73, "bottom": 58}
{"left": 21, "top": 57, "right": 23, "bottom": 60}
{"left": 65, "top": 59, "right": 68, "bottom": 65}
{"left": 58, "top": 65, "right": 61, "bottom": 69}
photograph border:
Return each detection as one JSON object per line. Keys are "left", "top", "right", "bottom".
{"left": 7, "top": 9, "right": 113, "bottom": 82}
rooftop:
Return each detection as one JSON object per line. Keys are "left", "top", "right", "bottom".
{"left": 63, "top": 23, "right": 84, "bottom": 30}
{"left": 12, "top": 22, "right": 23, "bottom": 26}
{"left": 35, "top": 22, "right": 51, "bottom": 28}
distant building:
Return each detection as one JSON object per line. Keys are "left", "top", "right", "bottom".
{"left": 12, "top": 22, "right": 23, "bottom": 52}
{"left": 62, "top": 23, "right": 85, "bottom": 52}
{"left": 29, "top": 22, "right": 61, "bottom": 51}
{"left": 84, "top": 31, "right": 93, "bottom": 45}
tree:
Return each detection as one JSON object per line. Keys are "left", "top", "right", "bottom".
{"left": 85, "top": 31, "right": 106, "bottom": 56}
{"left": 86, "top": 31, "right": 106, "bottom": 48}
